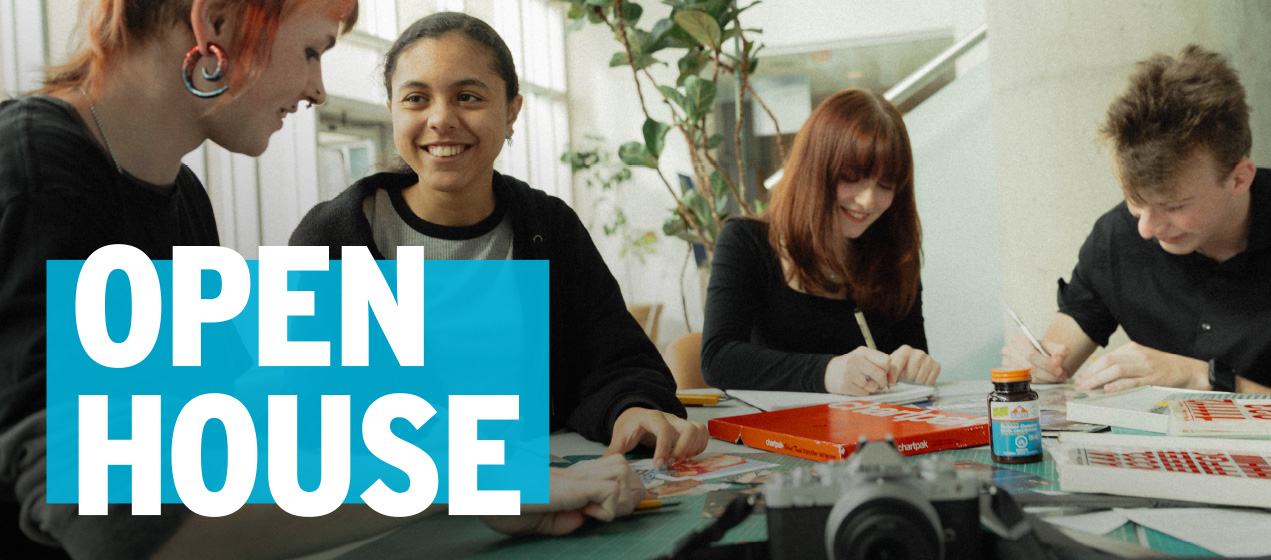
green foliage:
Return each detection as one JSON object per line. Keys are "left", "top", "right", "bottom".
{"left": 563, "top": 140, "right": 656, "bottom": 262}
{"left": 673, "top": 11, "right": 721, "bottom": 49}
{"left": 560, "top": 0, "right": 777, "bottom": 255}
{"left": 618, "top": 141, "right": 658, "bottom": 168}
{"left": 642, "top": 118, "right": 671, "bottom": 158}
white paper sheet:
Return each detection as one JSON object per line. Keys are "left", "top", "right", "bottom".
{"left": 1115, "top": 508, "right": 1271, "bottom": 557}
{"left": 725, "top": 382, "right": 935, "bottom": 411}
{"left": 1044, "top": 510, "right": 1130, "bottom": 535}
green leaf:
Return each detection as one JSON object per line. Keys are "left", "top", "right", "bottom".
{"left": 676, "top": 51, "right": 709, "bottom": 86}
{"left": 682, "top": 190, "right": 712, "bottom": 224}
{"left": 707, "top": 132, "right": 725, "bottom": 150}
{"left": 667, "top": 0, "right": 729, "bottom": 20}
{"left": 715, "top": 193, "right": 730, "bottom": 214}
{"left": 657, "top": 85, "right": 688, "bottom": 113}
{"left": 610, "top": 51, "right": 660, "bottom": 70}
{"left": 655, "top": 17, "right": 686, "bottom": 50}
{"left": 618, "top": 141, "right": 658, "bottom": 168}
{"left": 753, "top": 198, "right": 769, "bottom": 215}
{"left": 566, "top": 3, "right": 585, "bottom": 20}
{"left": 709, "top": 170, "right": 729, "bottom": 198}
{"left": 683, "top": 75, "right": 717, "bottom": 118}
{"left": 642, "top": 118, "right": 671, "bottom": 158}
{"left": 663, "top": 214, "right": 701, "bottom": 244}
{"left": 585, "top": 0, "right": 614, "bottom": 6}
{"left": 586, "top": 6, "right": 605, "bottom": 23}
{"left": 620, "top": 0, "right": 642, "bottom": 23}
{"left": 674, "top": 10, "right": 722, "bottom": 49}
{"left": 747, "top": 44, "right": 764, "bottom": 73}
{"left": 719, "top": 0, "right": 761, "bottom": 25}
{"left": 632, "top": 54, "right": 660, "bottom": 70}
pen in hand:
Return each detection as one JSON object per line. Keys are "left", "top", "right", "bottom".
{"left": 854, "top": 307, "right": 888, "bottom": 389}
{"left": 1000, "top": 296, "right": 1050, "bottom": 358}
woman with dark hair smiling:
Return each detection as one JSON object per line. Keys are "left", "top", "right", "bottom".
{"left": 701, "top": 88, "right": 940, "bottom": 396}
{"left": 291, "top": 11, "right": 706, "bottom": 479}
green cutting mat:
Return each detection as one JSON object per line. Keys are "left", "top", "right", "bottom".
{"left": 335, "top": 448, "right": 1216, "bottom": 559}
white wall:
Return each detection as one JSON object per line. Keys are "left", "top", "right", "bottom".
{"left": 987, "top": 0, "right": 1271, "bottom": 364}
{"left": 908, "top": 57, "right": 1002, "bottom": 381}
{"left": 749, "top": 0, "right": 954, "bottom": 55}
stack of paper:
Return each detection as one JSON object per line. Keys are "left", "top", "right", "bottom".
{"left": 1167, "top": 399, "right": 1271, "bottom": 438}
{"left": 1066, "top": 386, "right": 1271, "bottom": 433}
{"left": 1053, "top": 432, "right": 1271, "bottom": 508}
{"left": 725, "top": 381, "right": 935, "bottom": 412}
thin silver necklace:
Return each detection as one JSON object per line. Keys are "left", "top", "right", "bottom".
{"left": 76, "top": 86, "right": 123, "bottom": 174}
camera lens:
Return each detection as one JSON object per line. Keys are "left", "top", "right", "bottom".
{"left": 832, "top": 499, "right": 941, "bottom": 560}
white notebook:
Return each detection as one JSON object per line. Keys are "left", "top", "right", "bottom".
{"left": 725, "top": 382, "right": 935, "bottom": 412}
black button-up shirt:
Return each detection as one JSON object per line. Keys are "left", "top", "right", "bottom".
{"left": 1058, "top": 168, "right": 1271, "bottom": 385}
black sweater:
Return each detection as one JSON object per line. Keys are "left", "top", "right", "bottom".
{"left": 290, "top": 171, "right": 686, "bottom": 443}
{"left": 701, "top": 218, "right": 928, "bottom": 392}
{"left": 0, "top": 96, "right": 209, "bottom": 559}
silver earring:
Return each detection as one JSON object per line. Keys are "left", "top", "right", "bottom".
{"left": 506, "top": 134, "right": 513, "bottom": 147}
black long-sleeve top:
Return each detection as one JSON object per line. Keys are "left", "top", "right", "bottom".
{"left": 290, "top": 170, "right": 687, "bottom": 443}
{"left": 701, "top": 218, "right": 928, "bottom": 392}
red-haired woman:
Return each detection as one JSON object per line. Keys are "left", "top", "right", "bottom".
{"left": 0, "top": 2, "right": 642, "bottom": 557}
{"left": 702, "top": 88, "right": 941, "bottom": 396}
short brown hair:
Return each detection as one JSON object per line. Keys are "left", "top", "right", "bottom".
{"left": 766, "top": 88, "right": 921, "bottom": 321}
{"left": 1100, "top": 44, "right": 1251, "bottom": 202}
{"left": 41, "top": 0, "right": 359, "bottom": 99}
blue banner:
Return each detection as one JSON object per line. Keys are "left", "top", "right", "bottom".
{"left": 46, "top": 252, "right": 549, "bottom": 515}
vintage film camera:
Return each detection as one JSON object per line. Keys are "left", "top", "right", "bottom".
{"left": 763, "top": 437, "right": 988, "bottom": 560}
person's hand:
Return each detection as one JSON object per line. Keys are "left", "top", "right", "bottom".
{"left": 480, "top": 455, "right": 645, "bottom": 536}
{"left": 604, "top": 407, "right": 708, "bottom": 469}
{"left": 825, "top": 346, "right": 890, "bottom": 396}
{"left": 1000, "top": 334, "right": 1069, "bottom": 383}
{"left": 1072, "top": 342, "right": 1208, "bottom": 392}
{"left": 887, "top": 345, "right": 941, "bottom": 386}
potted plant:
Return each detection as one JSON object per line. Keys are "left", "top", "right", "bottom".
{"left": 560, "top": 0, "right": 782, "bottom": 258}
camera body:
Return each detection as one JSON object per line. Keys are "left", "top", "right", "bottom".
{"left": 763, "top": 438, "right": 985, "bottom": 560}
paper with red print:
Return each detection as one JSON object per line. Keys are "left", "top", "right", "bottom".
{"left": 1168, "top": 399, "right": 1271, "bottom": 438}
{"left": 1055, "top": 432, "right": 1271, "bottom": 508}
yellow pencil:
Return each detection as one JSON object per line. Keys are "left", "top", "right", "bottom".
{"left": 636, "top": 499, "right": 681, "bottom": 510}
{"left": 677, "top": 393, "right": 719, "bottom": 406}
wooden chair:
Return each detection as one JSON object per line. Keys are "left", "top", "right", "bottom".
{"left": 664, "top": 332, "right": 711, "bottom": 390}
{"left": 627, "top": 303, "right": 662, "bottom": 345}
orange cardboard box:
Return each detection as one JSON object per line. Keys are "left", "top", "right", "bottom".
{"left": 709, "top": 400, "right": 990, "bottom": 461}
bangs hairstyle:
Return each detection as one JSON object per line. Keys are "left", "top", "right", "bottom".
{"left": 1100, "top": 44, "right": 1251, "bottom": 204}
{"left": 766, "top": 88, "right": 921, "bottom": 321}
{"left": 41, "top": 0, "right": 359, "bottom": 99}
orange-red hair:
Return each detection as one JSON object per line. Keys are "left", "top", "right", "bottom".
{"left": 40, "top": 0, "right": 358, "bottom": 99}
{"left": 766, "top": 88, "right": 921, "bottom": 321}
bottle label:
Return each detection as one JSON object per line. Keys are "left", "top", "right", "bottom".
{"left": 990, "top": 399, "right": 1041, "bottom": 457}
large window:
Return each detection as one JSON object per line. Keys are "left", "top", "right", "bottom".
{"left": 355, "top": 0, "right": 399, "bottom": 41}
{"left": 493, "top": 0, "right": 571, "bottom": 205}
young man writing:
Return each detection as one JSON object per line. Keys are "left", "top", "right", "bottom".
{"left": 1001, "top": 45, "right": 1270, "bottom": 394}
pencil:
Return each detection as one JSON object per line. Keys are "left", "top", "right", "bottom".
{"left": 1000, "top": 296, "right": 1050, "bottom": 358}
{"left": 854, "top": 308, "right": 887, "bottom": 389}
{"left": 636, "top": 499, "right": 680, "bottom": 510}
{"left": 676, "top": 393, "right": 719, "bottom": 406}
{"left": 854, "top": 308, "right": 876, "bottom": 351}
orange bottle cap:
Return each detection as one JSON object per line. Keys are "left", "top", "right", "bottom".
{"left": 991, "top": 367, "right": 1031, "bottom": 382}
